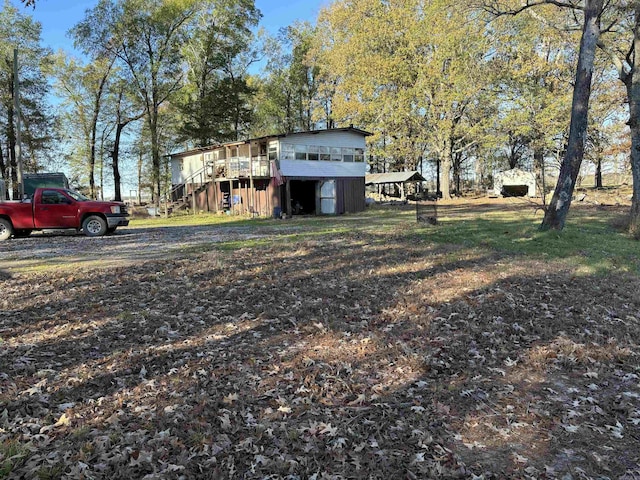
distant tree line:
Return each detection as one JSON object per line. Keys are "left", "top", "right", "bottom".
{"left": 1, "top": 0, "right": 639, "bottom": 237}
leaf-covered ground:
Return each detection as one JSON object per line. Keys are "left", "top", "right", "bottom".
{"left": 1, "top": 203, "right": 639, "bottom": 479}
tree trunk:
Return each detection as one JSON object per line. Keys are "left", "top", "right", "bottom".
{"left": 541, "top": 0, "right": 603, "bottom": 230}
{"left": 628, "top": 80, "right": 640, "bottom": 237}
{"left": 0, "top": 143, "right": 5, "bottom": 182}
{"left": 199, "top": 65, "right": 208, "bottom": 146}
{"left": 7, "top": 67, "right": 18, "bottom": 199}
{"left": 99, "top": 135, "right": 104, "bottom": 200}
{"left": 627, "top": 7, "right": 640, "bottom": 239}
{"left": 534, "top": 148, "right": 546, "bottom": 204}
{"left": 630, "top": 145, "right": 640, "bottom": 237}
{"left": 440, "top": 139, "right": 452, "bottom": 200}
{"left": 112, "top": 122, "right": 124, "bottom": 202}
{"left": 148, "top": 110, "right": 161, "bottom": 206}
{"left": 0, "top": 144, "right": 7, "bottom": 200}
{"left": 453, "top": 152, "right": 463, "bottom": 194}
{"left": 89, "top": 125, "right": 97, "bottom": 199}
{"left": 137, "top": 148, "right": 143, "bottom": 205}
{"left": 594, "top": 158, "right": 602, "bottom": 188}
{"left": 89, "top": 68, "right": 110, "bottom": 200}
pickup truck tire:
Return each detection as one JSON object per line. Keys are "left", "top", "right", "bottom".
{"left": 14, "top": 229, "right": 32, "bottom": 238}
{"left": 0, "top": 218, "right": 13, "bottom": 241}
{"left": 82, "top": 215, "right": 108, "bottom": 237}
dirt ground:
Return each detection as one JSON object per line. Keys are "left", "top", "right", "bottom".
{"left": 1, "top": 208, "right": 639, "bottom": 479}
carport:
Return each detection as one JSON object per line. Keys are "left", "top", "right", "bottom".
{"left": 365, "top": 171, "right": 427, "bottom": 201}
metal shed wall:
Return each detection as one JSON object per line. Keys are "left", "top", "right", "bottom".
{"left": 337, "top": 177, "right": 366, "bottom": 214}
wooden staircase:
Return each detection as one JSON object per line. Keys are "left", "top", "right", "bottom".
{"left": 165, "top": 166, "right": 212, "bottom": 213}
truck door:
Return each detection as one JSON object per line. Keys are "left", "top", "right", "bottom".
{"left": 34, "top": 190, "right": 78, "bottom": 228}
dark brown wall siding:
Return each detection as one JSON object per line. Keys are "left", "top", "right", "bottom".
{"left": 188, "top": 177, "right": 364, "bottom": 216}
{"left": 337, "top": 178, "right": 365, "bottom": 214}
{"left": 190, "top": 179, "right": 280, "bottom": 216}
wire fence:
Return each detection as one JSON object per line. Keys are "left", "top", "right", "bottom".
{"left": 416, "top": 199, "right": 438, "bottom": 225}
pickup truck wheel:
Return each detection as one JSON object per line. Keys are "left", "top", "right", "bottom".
{"left": 0, "top": 218, "right": 13, "bottom": 241}
{"left": 82, "top": 215, "right": 108, "bottom": 237}
{"left": 14, "top": 229, "right": 32, "bottom": 238}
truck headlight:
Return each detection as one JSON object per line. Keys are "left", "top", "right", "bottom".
{"left": 110, "top": 206, "right": 121, "bottom": 214}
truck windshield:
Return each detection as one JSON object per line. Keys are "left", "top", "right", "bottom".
{"left": 64, "top": 189, "right": 90, "bottom": 202}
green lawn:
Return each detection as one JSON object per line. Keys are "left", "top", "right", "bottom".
{"left": 130, "top": 200, "right": 640, "bottom": 276}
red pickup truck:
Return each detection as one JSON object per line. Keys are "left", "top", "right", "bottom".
{"left": 0, "top": 188, "right": 129, "bottom": 240}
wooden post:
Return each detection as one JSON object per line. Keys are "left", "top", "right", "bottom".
{"left": 249, "top": 157, "right": 255, "bottom": 216}
{"left": 192, "top": 179, "right": 196, "bottom": 214}
{"left": 213, "top": 180, "right": 218, "bottom": 213}
{"left": 285, "top": 180, "right": 291, "bottom": 217}
{"left": 244, "top": 180, "right": 248, "bottom": 215}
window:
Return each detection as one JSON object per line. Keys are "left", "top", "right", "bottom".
{"left": 319, "top": 146, "right": 330, "bottom": 161}
{"left": 65, "top": 190, "right": 89, "bottom": 201}
{"left": 41, "top": 190, "right": 69, "bottom": 205}
{"left": 277, "top": 143, "right": 365, "bottom": 162}
{"left": 342, "top": 148, "right": 355, "bottom": 162}
{"left": 295, "top": 145, "right": 307, "bottom": 160}
{"left": 239, "top": 158, "right": 250, "bottom": 176}
{"left": 229, "top": 158, "right": 240, "bottom": 177}
{"left": 268, "top": 143, "right": 278, "bottom": 161}
{"left": 281, "top": 143, "right": 295, "bottom": 160}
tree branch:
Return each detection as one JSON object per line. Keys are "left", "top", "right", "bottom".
{"left": 482, "top": 0, "right": 582, "bottom": 17}
{"left": 596, "top": 39, "right": 630, "bottom": 84}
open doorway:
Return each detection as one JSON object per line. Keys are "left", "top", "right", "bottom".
{"left": 290, "top": 180, "right": 317, "bottom": 215}
{"left": 501, "top": 185, "right": 529, "bottom": 197}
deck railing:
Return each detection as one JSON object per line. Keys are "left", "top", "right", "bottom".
{"left": 213, "top": 156, "right": 270, "bottom": 179}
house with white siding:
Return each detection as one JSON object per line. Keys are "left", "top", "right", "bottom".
{"left": 169, "top": 127, "right": 371, "bottom": 216}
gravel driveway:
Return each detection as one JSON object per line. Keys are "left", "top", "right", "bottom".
{"left": 0, "top": 225, "right": 267, "bottom": 271}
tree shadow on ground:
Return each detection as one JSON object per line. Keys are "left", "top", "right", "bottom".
{"left": 1, "top": 216, "right": 639, "bottom": 478}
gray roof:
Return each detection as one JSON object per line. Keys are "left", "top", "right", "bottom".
{"left": 365, "top": 171, "right": 426, "bottom": 185}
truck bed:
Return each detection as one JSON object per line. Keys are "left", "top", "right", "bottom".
{"left": 0, "top": 201, "right": 34, "bottom": 229}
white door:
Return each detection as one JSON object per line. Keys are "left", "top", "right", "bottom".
{"left": 319, "top": 180, "right": 336, "bottom": 214}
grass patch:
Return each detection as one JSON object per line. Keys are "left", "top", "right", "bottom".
{"left": 127, "top": 202, "right": 639, "bottom": 276}
{"left": 421, "top": 201, "right": 639, "bottom": 275}
{"left": 0, "top": 439, "right": 30, "bottom": 477}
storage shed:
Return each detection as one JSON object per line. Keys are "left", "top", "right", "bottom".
{"left": 493, "top": 168, "right": 536, "bottom": 197}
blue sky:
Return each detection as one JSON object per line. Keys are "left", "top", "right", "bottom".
{"left": 9, "top": 0, "right": 330, "bottom": 196}
{"left": 12, "top": 0, "right": 329, "bottom": 53}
